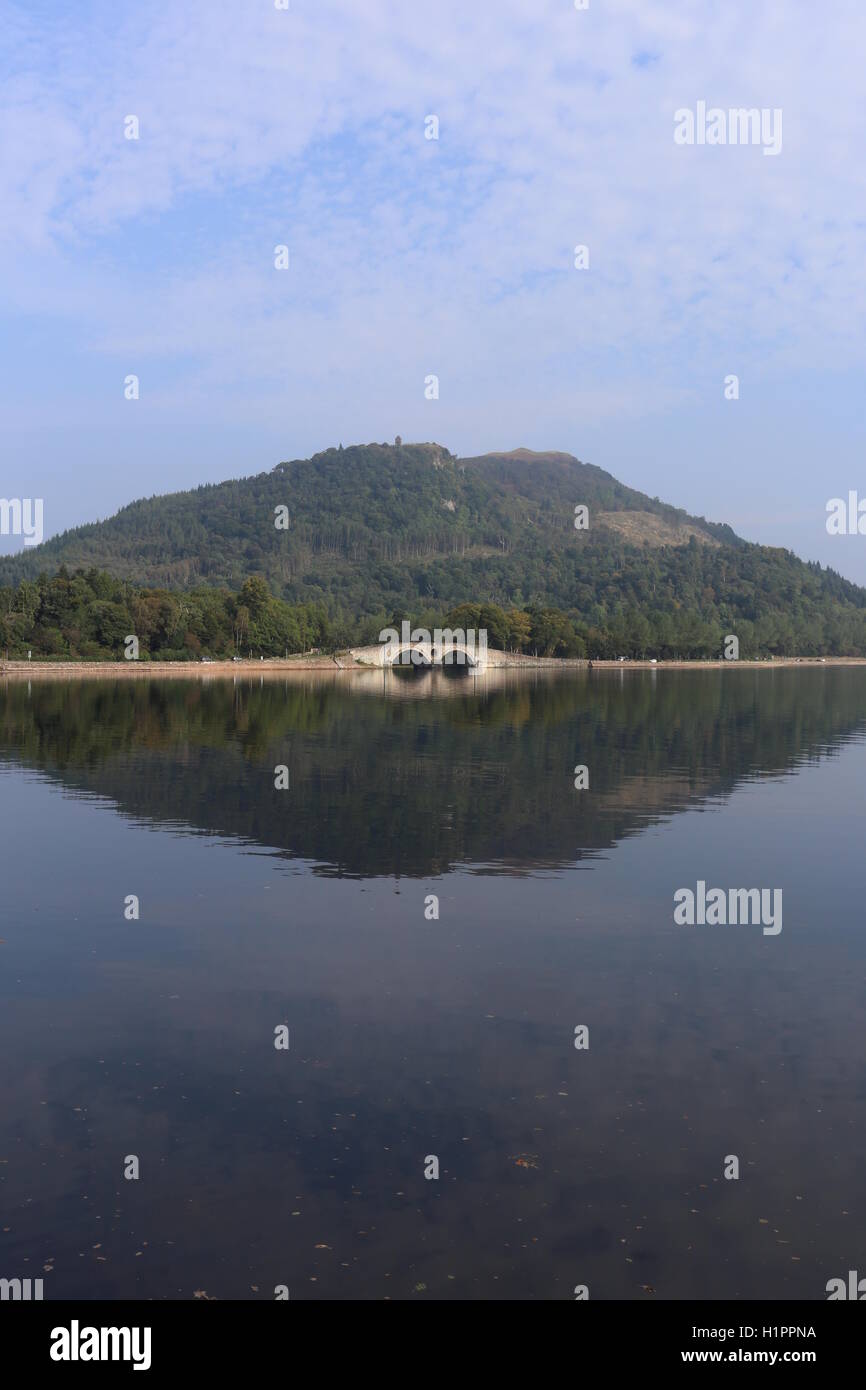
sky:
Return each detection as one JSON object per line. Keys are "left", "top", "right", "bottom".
{"left": 2, "top": 0, "right": 866, "bottom": 579}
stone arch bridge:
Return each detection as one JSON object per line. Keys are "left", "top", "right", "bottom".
{"left": 350, "top": 639, "right": 502, "bottom": 669}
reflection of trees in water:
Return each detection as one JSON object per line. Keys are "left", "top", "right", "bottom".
{"left": 1, "top": 670, "right": 865, "bottom": 877}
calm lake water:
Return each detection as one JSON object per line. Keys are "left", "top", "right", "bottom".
{"left": 1, "top": 667, "right": 865, "bottom": 1301}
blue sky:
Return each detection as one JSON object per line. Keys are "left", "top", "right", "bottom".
{"left": 2, "top": 0, "right": 866, "bottom": 579}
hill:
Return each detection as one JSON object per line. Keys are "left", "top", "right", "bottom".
{"left": 2, "top": 440, "right": 866, "bottom": 657}
{"left": 1, "top": 441, "right": 738, "bottom": 599}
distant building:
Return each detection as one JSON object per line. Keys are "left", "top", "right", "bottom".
{"left": 395, "top": 435, "right": 402, "bottom": 446}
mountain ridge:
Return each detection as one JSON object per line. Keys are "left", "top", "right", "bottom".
{"left": 2, "top": 440, "right": 864, "bottom": 658}
{"left": 1, "top": 439, "right": 742, "bottom": 585}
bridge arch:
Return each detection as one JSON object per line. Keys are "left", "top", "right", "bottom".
{"left": 384, "top": 641, "right": 483, "bottom": 668}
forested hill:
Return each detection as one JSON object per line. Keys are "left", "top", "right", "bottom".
{"left": 2, "top": 440, "right": 865, "bottom": 653}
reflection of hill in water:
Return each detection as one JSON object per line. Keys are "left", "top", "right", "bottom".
{"left": 2, "top": 668, "right": 865, "bottom": 878}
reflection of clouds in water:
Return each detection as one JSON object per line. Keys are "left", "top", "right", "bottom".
{"left": 2, "top": 777, "right": 865, "bottom": 1300}
{"left": 1, "top": 677, "right": 866, "bottom": 1298}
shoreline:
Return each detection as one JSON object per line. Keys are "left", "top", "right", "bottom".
{"left": 0, "top": 654, "right": 863, "bottom": 680}
{"left": 589, "top": 656, "right": 857, "bottom": 669}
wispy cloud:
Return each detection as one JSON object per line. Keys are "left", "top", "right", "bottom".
{"left": 1, "top": 1, "right": 865, "bottom": 575}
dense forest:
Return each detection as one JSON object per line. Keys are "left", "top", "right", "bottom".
{"left": 4, "top": 564, "right": 866, "bottom": 661}
{"left": 2, "top": 441, "right": 866, "bottom": 657}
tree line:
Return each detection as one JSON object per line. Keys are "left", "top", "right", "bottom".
{"left": 3, "top": 566, "right": 866, "bottom": 661}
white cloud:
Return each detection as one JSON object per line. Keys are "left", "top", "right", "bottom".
{"left": 2, "top": 0, "right": 866, "bottom": 572}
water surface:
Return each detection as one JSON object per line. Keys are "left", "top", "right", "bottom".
{"left": 1, "top": 667, "right": 864, "bottom": 1299}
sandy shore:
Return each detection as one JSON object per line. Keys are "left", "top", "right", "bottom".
{"left": 0, "top": 656, "right": 344, "bottom": 679}
{"left": 0, "top": 654, "right": 863, "bottom": 680}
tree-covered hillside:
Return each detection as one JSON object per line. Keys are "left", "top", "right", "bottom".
{"left": 0, "top": 441, "right": 734, "bottom": 604}
{"left": 2, "top": 441, "right": 865, "bottom": 654}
